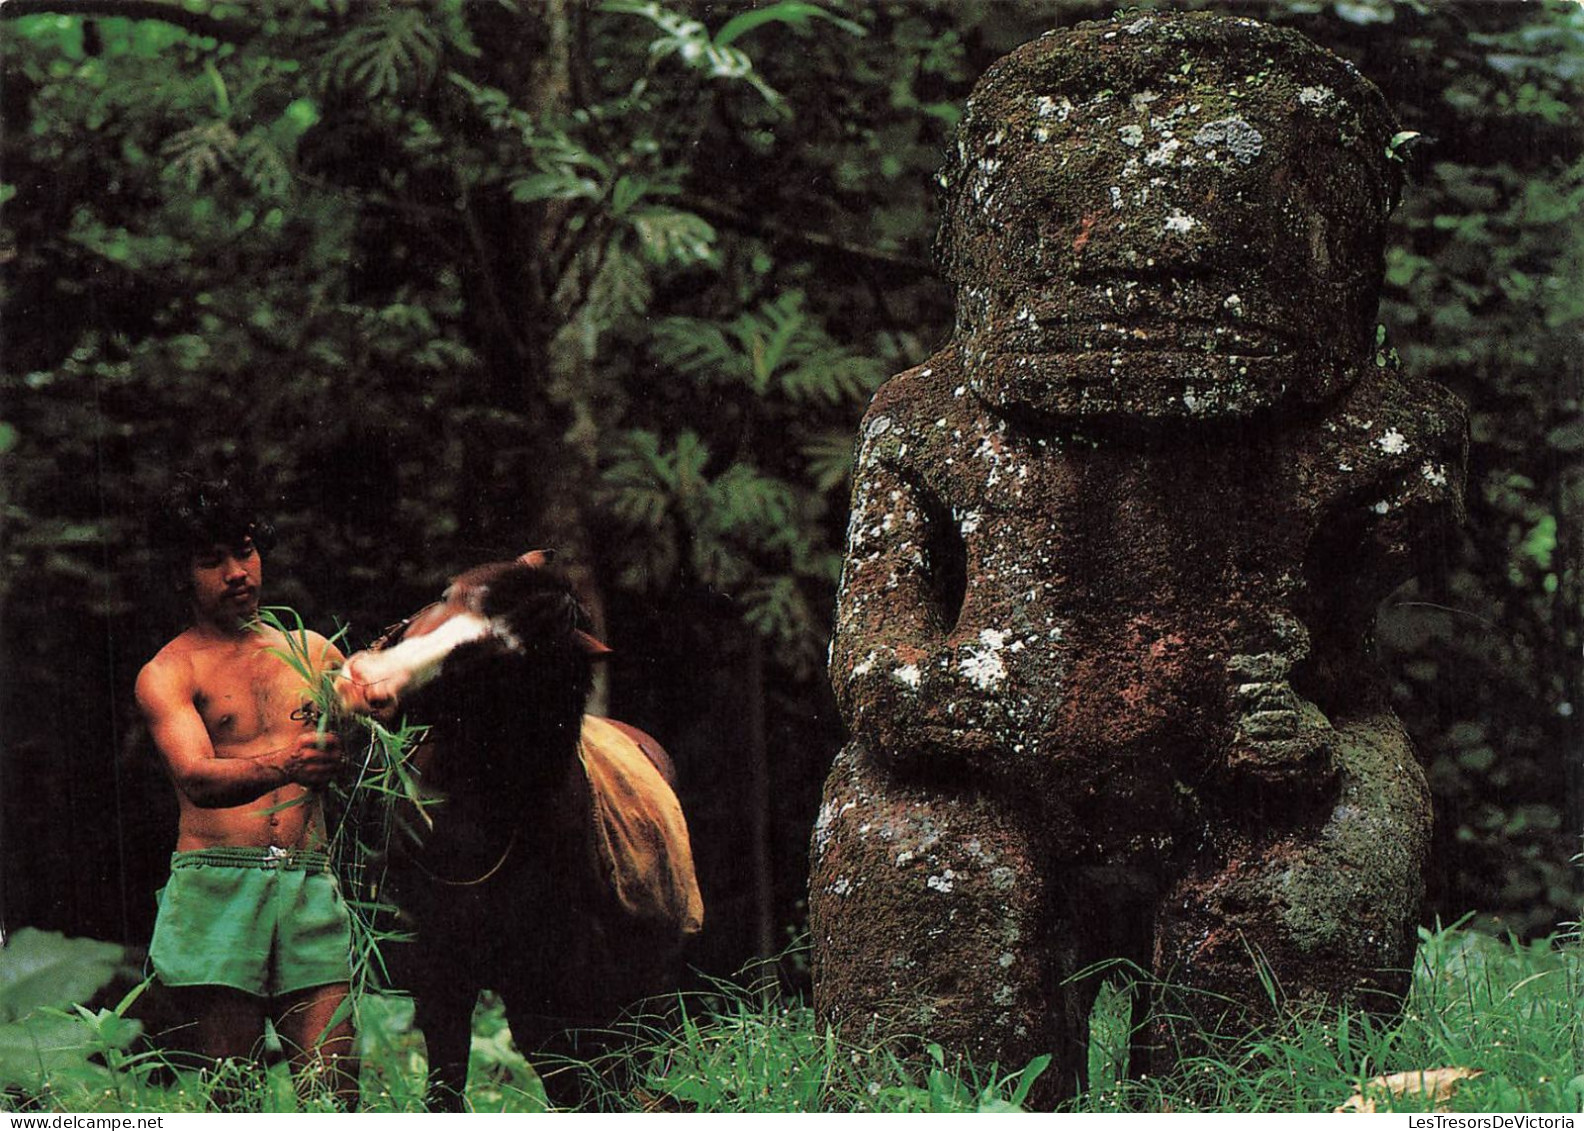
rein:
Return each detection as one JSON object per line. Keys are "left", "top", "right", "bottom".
{"left": 409, "top": 826, "right": 521, "bottom": 887}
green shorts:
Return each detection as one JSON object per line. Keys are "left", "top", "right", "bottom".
{"left": 149, "top": 846, "right": 352, "bottom": 998}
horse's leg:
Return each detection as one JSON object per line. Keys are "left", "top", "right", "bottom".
{"left": 414, "top": 978, "right": 477, "bottom": 1112}
{"left": 499, "top": 990, "right": 593, "bottom": 1111}
{"left": 516, "top": 931, "right": 679, "bottom": 1112}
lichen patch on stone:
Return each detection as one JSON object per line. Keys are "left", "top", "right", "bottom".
{"left": 1193, "top": 116, "right": 1265, "bottom": 163}
{"left": 1375, "top": 428, "right": 1409, "bottom": 455}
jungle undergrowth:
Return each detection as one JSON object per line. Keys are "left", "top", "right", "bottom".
{"left": 5, "top": 925, "right": 1584, "bottom": 1112}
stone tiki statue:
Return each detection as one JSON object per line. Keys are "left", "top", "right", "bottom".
{"left": 809, "top": 12, "right": 1466, "bottom": 1098}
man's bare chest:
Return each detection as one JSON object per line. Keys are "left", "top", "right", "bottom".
{"left": 190, "top": 646, "right": 305, "bottom": 749}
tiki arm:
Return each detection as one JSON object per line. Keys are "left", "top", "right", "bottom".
{"left": 831, "top": 403, "right": 1028, "bottom": 773}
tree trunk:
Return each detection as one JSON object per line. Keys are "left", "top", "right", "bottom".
{"left": 747, "top": 631, "right": 776, "bottom": 966}
{"left": 1556, "top": 467, "right": 1584, "bottom": 847}
{"left": 478, "top": 0, "right": 611, "bottom": 710}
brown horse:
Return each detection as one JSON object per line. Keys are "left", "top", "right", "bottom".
{"left": 338, "top": 553, "right": 702, "bottom": 1109}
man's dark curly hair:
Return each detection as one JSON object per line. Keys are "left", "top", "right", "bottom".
{"left": 152, "top": 473, "right": 276, "bottom": 565}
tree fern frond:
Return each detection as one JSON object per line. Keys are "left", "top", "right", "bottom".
{"left": 670, "top": 429, "right": 712, "bottom": 498}
{"left": 161, "top": 121, "right": 237, "bottom": 190}
{"left": 743, "top": 575, "right": 825, "bottom": 676}
{"left": 525, "top": 131, "right": 613, "bottom": 180}
{"left": 739, "top": 291, "right": 808, "bottom": 392}
{"left": 236, "top": 131, "right": 292, "bottom": 197}
{"left": 708, "top": 464, "right": 798, "bottom": 541}
{"left": 323, "top": 8, "right": 444, "bottom": 99}
{"left": 597, "top": 430, "right": 674, "bottom": 529}
{"left": 610, "top": 173, "right": 683, "bottom": 216}
{"left": 657, "top": 292, "right": 881, "bottom": 403}
{"left": 510, "top": 131, "right": 611, "bottom": 203}
{"left": 690, "top": 535, "right": 752, "bottom": 591}
{"left": 801, "top": 429, "right": 859, "bottom": 494}
{"left": 651, "top": 318, "right": 746, "bottom": 386}
{"left": 778, "top": 349, "right": 883, "bottom": 405}
{"left": 631, "top": 206, "right": 716, "bottom": 266}
{"left": 584, "top": 243, "right": 653, "bottom": 330}
{"left": 598, "top": 429, "right": 713, "bottom": 519}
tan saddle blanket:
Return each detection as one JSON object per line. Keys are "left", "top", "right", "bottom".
{"left": 579, "top": 715, "right": 704, "bottom": 936}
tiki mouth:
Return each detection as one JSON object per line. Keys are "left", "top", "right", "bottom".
{"left": 966, "top": 277, "right": 1302, "bottom": 363}
{"left": 977, "top": 317, "right": 1293, "bottom": 362}
{"left": 958, "top": 297, "right": 1322, "bottom": 421}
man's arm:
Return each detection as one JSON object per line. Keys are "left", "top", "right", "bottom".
{"left": 136, "top": 656, "right": 341, "bottom": 808}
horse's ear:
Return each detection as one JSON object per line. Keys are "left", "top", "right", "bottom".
{"left": 575, "top": 629, "right": 614, "bottom": 658}
{"left": 517, "top": 549, "right": 556, "bottom": 568}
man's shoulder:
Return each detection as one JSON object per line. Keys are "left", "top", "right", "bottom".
{"left": 264, "top": 621, "right": 339, "bottom": 650}
{"left": 300, "top": 628, "right": 345, "bottom": 666}
{"left": 143, "top": 629, "right": 202, "bottom": 671}
{"left": 137, "top": 635, "right": 199, "bottom": 704}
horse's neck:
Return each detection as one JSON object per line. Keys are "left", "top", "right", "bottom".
{"left": 433, "top": 713, "right": 584, "bottom": 804}
{"left": 422, "top": 724, "right": 595, "bottom": 883}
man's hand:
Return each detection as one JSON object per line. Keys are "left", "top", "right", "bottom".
{"left": 335, "top": 661, "right": 401, "bottom": 723}
{"left": 279, "top": 730, "right": 344, "bottom": 787}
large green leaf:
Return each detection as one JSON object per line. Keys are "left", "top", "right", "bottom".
{"left": 0, "top": 930, "right": 137, "bottom": 1093}
{"left": 0, "top": 1009, "right": 121, "bottom": 1092}
{"left": 0, "top": 929, "right": 126, "bottom": 1024}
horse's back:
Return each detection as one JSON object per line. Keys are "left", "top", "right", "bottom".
{"left": 596, "top": 717, "right": 677, "bottom": 786}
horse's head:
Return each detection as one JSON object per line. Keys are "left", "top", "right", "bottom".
{"left": 338, "top": 551, "right": 610, "bottom": 723}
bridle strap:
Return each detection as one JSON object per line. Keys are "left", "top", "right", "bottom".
{"left": 369, "top": 601, "right": 442, "bottom": 651}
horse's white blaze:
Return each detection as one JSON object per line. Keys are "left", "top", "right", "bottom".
{"left": 342, "top": 611, "right": 494, "bottom": 702}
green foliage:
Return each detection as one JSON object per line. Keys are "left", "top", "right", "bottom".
{"left": 1366, "top": 0, "right": 1584, "bottom": 934}
{"left": 601, "top": 0, "right": 863, "bottom": 110}
{"left": 321, "top": 5, "right": 445, "bottom": 99}
{"left": 1, "top": 930, "right": 126, "bottom": 1035}
{"left": 652, "top": 291, "right": 880, "bottom": 404}
{"left": 0, "top": 930, "right": 145, "bottom": 1102}
{"left": 2, "top": 0, "right": 1579, "bottom": 986}
{"left": 572, "top": 969, "right": 1050, "bottom": 1112}
{"left": 5, "top": 926, "right": 1583, "bottom": 1113}
{"left": 598, "top": 291, "right": 880, "bottom": 674}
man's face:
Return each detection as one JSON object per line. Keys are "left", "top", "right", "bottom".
{"left": 188, "top": 536, "right": 262, "bottom": 628}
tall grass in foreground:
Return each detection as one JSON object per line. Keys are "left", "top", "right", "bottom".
{"left": 569, "top": 969, "right": 1053, "bottom": 1113}
{"left": 4, "top": 925, "right": 1583, "bottom": 1112}
{"left": 1070, "top": 923, "right": 1584, "bottom": 1113}
{"left": 584, "top": 925, "right": 1584, "bottom": 1114}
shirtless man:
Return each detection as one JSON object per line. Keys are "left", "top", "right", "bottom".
{"left": 136, "top": 478, "right": 358, "bottom": 1106}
